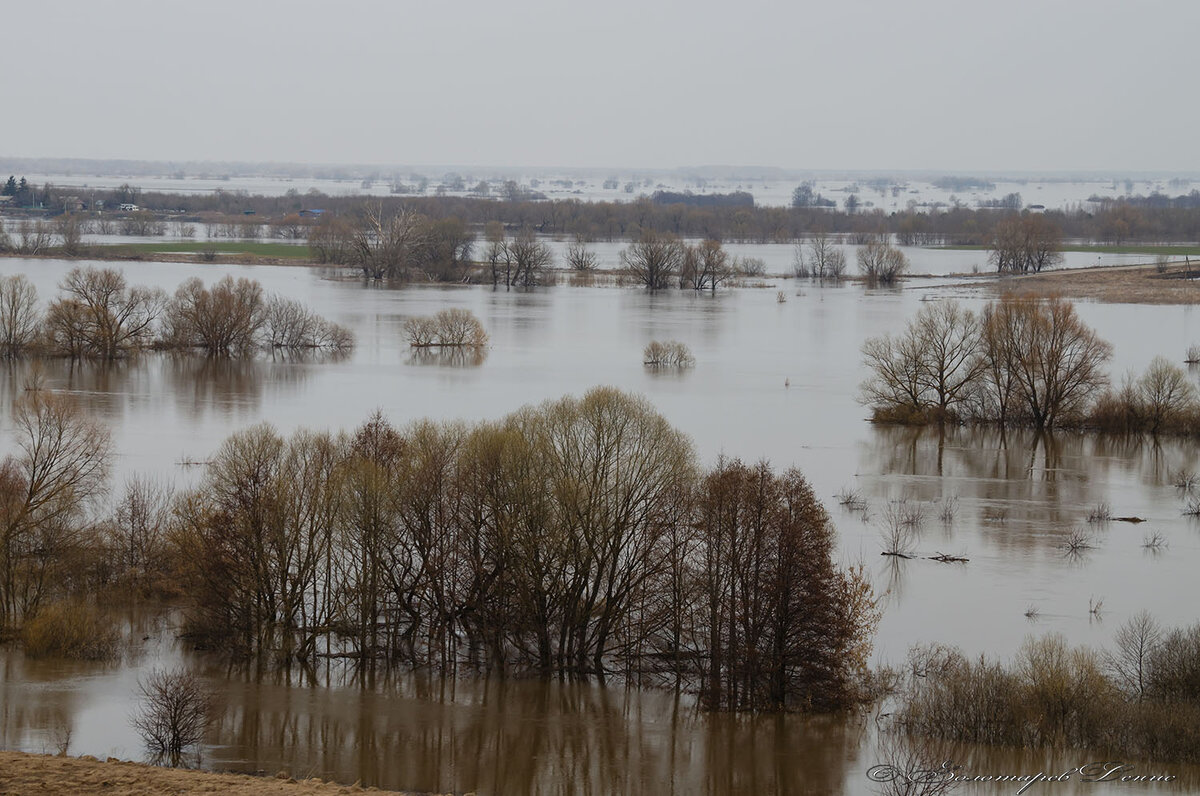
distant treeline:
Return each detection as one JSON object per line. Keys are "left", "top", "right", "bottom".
{"left": 0, "top": 386, "right": 878, "bottom": 713}
{"left": 7, "top": 183, "right": 1200, "bottom": 247}
{"left": 649, "top": 190, "right": 754, "bottom": 208}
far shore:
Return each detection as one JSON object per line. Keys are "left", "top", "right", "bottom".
{"left": 5, "top": 245, "right": 1200, "bottom": 304}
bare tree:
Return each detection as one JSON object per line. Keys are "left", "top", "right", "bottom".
{"left": 1107, "top": 611, "right": 1162, "bottom": 700}
{"left": 161, "top": 276, "right": 265, "bottom": 353}
{"left": 45, "top": 266, "right": 166, "bottom": 359}
{"left": 0, "top": 391, "right": 110, "bottom": 630}
{"left": 621, "top": 231, "right": 684, "bottom": 290}
{"left": 804, "top": 232, "right": 848, "bottom": 280}
{"left": 857, "top": 240, "right": 909, "bottom": 285}
{"left": 350, "top": 204, "right": 426, "bottom": 280}
{"left": 506, "top": 228, "right": 554, "bottom": 287}
{"left": 0, "top": 274, "right": 40, "bottom": 356}
{"left": 988, "top": 213, "right": 1064, "bottom": 274}
{"left": 132, "top": 667, "right": 214, "bottom": 766}
{"left": 1137, "top": 356, "right": 1196, "bottom": 434}
{"left": 54, "top": 214, "right": 84, "bottom": 256}
{"left": 982, "top": 296, "right": 1111, "bottom": 429}
{"left": 566, "top": 234, "right": 599, "bottom": 272}
{"left": 680, "top": 239, "right": 734, "bottom": 293}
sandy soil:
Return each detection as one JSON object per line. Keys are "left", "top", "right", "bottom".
{"left": 960, "top": 261, "right": 1200, "bottom": 304}
{"left": 0, "top": 751, "right": 444, "bottom": 796}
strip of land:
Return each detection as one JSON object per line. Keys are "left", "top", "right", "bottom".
{"left": 0, "top": 751, "right": 425, "bottom": 796}
{"left": 952, "top": 261, "right": 1200, "bottom": 304}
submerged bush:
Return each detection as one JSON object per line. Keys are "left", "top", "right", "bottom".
{"left": 643, "top": 340, "right": 695, "bottom": 368}
{"left": 21, "top": 600, "right": 120, "bottom": 660}
{"left": 403, "top": 308, "right": 488, "bottom": 348}
{"left": 899, "top": 623, "right": 1200, "bottom": 763}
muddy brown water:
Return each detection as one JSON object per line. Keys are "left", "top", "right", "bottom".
{"left": 2, "top": 257, "right": 1200, "bottom": 793}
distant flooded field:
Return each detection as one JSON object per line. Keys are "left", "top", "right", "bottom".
{"left": 2, "top": 257, "right": 1200, "bottom": 793}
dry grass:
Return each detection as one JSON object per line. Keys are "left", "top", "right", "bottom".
{"left": 21, "top": 601, "right": 120, "bottom": 661}
{"left": 0, "top": 750, "right": 410, "bottom": 794}
{"left": 969, "top": 261, "right": 1200, "bottom": 305}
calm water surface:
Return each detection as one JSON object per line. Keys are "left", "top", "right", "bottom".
{"left": 2, "top": 257, "right": 1199, "bottom": 793}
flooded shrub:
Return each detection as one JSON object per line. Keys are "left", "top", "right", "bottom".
{"left": 21, "top": 600, "right": 120, "bottom": 660}
{"left": 0, "top": 274, "right": 40, "bottom": 357}
{"left": 44, "top": 266, "right": 167, "bottom": 359}
{"left": 857, "top": 240, "right": 909, "bottom": 285}
{"left": 263, "top": 296, "right": 354, "bottom": 350}
{"left": 161, "top": 277, "right": 353, "bottom": 353}
{"left": 566, "top": 235, "right": 599, "bottom": 272}
{"left": 404, "top": 308, "right": 488, "bottom": 348}
{"left": 132, "top": 667, "right": 213, "bottom": 767}
{"left": 643, "top": 340, "right": 694, "bottom": 368}
{"left": 161, "top": 275, "right": 265, "bottom": 353}
{"left": 900, "top": 625, "right": 1200, "bottom": 763}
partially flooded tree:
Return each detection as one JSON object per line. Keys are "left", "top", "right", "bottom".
{"left": 132, "top": 667, "right": 214, "bottom": 766}
{"left": 804, "top": 231, "right": 847, "bottom": 280}
{"left": 566, "top": 234, "right": 599, "bottom": 272}
{"left": 679, "top": 239, "right": 734, "bottom": 293}
{"left": 857, "top": 240, "right": 909, "bottom": 285}
{"left": 44, "top": 266, "right": 166, "bottom": 359}
{"left": 350, "top": 204, "right": 426, "bottom": 280}
{"left": 1136, "top": 356, "right": 1196, "bottom": 434}
{"left": 0, "top": 274, "right": 40, "bottom": 357}
{"left": 695, "top": 459, "right": 876, "bottom": 711}
{"left": 505, "top": 228, "right": 554, "bottom": 288}
{"left": 0, "top": 391, "right": 110, "bottom": 631}
{"left": 161, "top": 276, "right": 266, "bottom": 353}
{"left": 981, "top": 296, "right": 1111, "bottom": 429}
{"left": 622, "top": 231, "right": 684, "bottom": 290}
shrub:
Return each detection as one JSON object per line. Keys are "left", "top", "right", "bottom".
{"left": 404, "top": 308, "right": 488, "bottom": 348}
{"left": 642, "top": 340, "right": 695, "bottom": 368}
{"left": 21, "top": 600, "right": 120, "bottom": 660}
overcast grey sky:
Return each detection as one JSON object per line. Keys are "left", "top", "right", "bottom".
{"left": 5, "top": 0, "right": 1197, "bottom": 171}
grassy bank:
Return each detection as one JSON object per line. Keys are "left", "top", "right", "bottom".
{"left": 112, "top": 241, "right": 312, "bottom": 259}
{"left": 0, "top": 750, "right": 413, "bottom": 795}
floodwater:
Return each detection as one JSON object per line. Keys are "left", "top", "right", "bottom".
{"left": 2, "top": 257, "right": 1200, "bottom": 793}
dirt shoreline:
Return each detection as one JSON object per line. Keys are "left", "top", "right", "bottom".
{"left": 944, "top": 260, "right": 1200, "bottom": 304}
{"left": 0, "top": 750, "right": 439, "bottom": 795}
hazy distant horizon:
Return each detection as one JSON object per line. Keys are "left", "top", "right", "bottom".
{"left": 3, "top": 155, "right": 1199, "bottom": 183}
{"left": 5, "top": 1, "right": 1197, "bottom": 172}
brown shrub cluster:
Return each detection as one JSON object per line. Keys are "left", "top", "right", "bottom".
{"left": 0, "top": 267, "right": 353, "bottom": 359}
{"left": 899, "top": 619, "right": 1200, "bottom": 763}
{"left": 643, "top": 340, "right": 695, "bottom": 368}
{"left": 403, "top": 308, "right": 488, "bottom": 348}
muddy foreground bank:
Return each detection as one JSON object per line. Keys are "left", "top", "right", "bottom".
{"left": 0, "top": 751, "right": 438, "bottom": 796}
